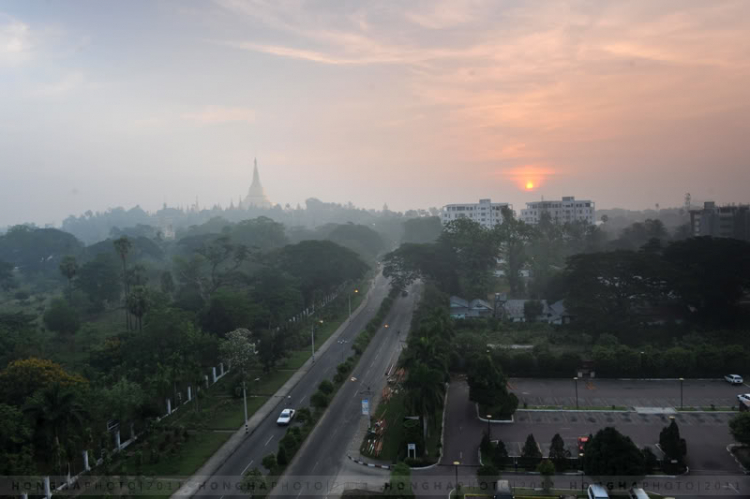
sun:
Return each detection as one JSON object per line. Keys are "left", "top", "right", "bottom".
{"left": 525, "top": 181, "right": 534, "bottom": 190}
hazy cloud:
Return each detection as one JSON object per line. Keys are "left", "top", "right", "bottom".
{"left": 0, "top": 15, "right": 32, "bottom": 65}
{"left": 181, "top": 106, "right": 256, "bottom": 125}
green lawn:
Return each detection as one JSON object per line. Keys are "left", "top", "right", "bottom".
{"left": 361, "top": 387, "right": 443, "bottom": 465}
{"left": 117, "top": 431, "right": 231, "bottom": 476}
{"left": 208, "top": 396, "right": 269, "bottom": 430}
{"left": 361, "top": 388, "right": 407, "bottom": 461}
{"left": 250, "top": 369, "right": 296, "bottom": 395}
{"left": 279, "top": 350, "right": 311, "bottom": 370}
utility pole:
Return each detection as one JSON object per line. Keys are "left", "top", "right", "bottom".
{"left": 242, "top": 380, "right": 248, "bottom": 433}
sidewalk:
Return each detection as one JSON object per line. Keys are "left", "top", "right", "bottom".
{"left": 171, "top": 275, "right": 380, "bottom": 498}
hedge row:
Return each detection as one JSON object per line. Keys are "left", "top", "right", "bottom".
{"left": 494, "top": 343, "right": 750, "bottom": 378}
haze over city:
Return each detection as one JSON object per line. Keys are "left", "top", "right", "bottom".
{"left": 2, "top": 0, "right": 750, "bottom": 227}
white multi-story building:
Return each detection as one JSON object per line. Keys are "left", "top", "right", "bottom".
{"left": 520, "top": 196, "right": 595, "bottom": 225}
{"left": 440, "top": 199, "right": 511, "bottom": 229}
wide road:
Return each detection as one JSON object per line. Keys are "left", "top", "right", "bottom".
{"left": 192, "top": 272, "right": 393, "bottom": 499}
{"left": 271, "top": 284, "right": 420, "bottom": 498}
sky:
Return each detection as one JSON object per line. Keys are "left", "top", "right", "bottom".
{"left": 1, "top": 0, "right": 749, "bottom": 227}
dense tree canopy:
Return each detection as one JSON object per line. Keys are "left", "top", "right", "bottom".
{"left": 401, "top": 217, "right": 442, "bottom": 245}
{"left": 582, "top": 427, "right": 646, "bottom": 477}
{"left": 0, "top": 226, "right": 83, "bottom": 276}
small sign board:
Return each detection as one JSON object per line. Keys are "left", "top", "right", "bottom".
{"left": 362, "top": 399, "right": 370, "bottom": 415}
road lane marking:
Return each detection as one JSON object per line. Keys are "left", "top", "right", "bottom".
{"left": 241, "top": 460, "right": 254, "bottom": 474}
{"left": 264, "top": 435, "right": 274, "bottom": 446}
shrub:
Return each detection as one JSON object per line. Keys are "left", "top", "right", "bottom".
{"left": 276, "top": 446, "right": 288, "bottom": 466}
{"left": 262, "top": 454, "right": 277, "bottom": 471}
{"left": 296, "top": 407, "right": 312, "bottom": 424}
{"left": 318, "top": 380, "right": 334, "bottom": 395}
{"left": 311, "top": 391, "right": 329, "bottom": 409}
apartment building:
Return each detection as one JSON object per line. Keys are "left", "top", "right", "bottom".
{"left": 440, "top": 199, "right": 511, "bottom": 229}
{"left": 520, "top": 196, "right": 595, "bottom": 225}
{"left": 690, "top": 201, "right": 750, "bottom": 241}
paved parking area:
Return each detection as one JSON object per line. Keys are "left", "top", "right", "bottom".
{"left": 510, "top": 378, "right": 746, "bottom": 409}
{"left": 442, "top": 380, "right": 741, "bottom": 474}
{"left": 500, "top": 410, "right": 736, "bottom": 473}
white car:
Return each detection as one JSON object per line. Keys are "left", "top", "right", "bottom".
{"left": 276, "top": 408, "right": 295, "bottom": 426}
{"left": 725, "top": 374, "right": 744, "bottom": 385}
{"left": 737, "top": 394, "right": 750, "bottom": 403}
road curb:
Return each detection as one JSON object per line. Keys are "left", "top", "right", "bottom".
{"left": 346, "top": 455, "right": 391, "bottom": 470}
{"left": 476, "top": 404, "right": 514, "bottom": 423}
{"left": 726, "top": 444, "right": 750, "bottom": 475}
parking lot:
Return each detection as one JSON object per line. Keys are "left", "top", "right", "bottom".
{"left": 509, "top": 377, "right": 747, "bottom": 409}
{"left": 442, "top": 379, "right": 742, "bottom": 474}
{"left": 505, "top": 410, "right": 736, "bottom": 472}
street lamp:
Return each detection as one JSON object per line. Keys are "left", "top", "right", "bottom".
{"left": 679, "top": 377, "right": 684, "bottom": 409}
{"left": 311, "top": 319, "right": 323, "bottom": 364}
{"left": 486, "top": 414, "right": 492, "bottom": 440}
{"left": 640, "top": 351, "right": 646, "bottom": 378}
{"left": 348, "top": 288, "right": 359, "bottom": 317}
{"left": 453, "top": 461, "right": 460, "bottom": 492}
{"left": 573, "top": 376, "right": 579, "bottom": 409}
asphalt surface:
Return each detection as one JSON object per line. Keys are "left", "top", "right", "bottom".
{"left": 271, "top": 284, "right": 419, "bottom": 498}
{"left": 510, "top": 378, "right": 749, "bottom": 410}
{"left": 191, "top": 273, "right": 393, "bottom": 499}
{"left": 411, "top": 379, "right": 750, "bottom": 498}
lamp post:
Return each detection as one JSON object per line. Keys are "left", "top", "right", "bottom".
{"left": 486, "top": 414, "right": 492, "bottom": 440}
{"left": 242, "top": 380, "right": 248, "bottom": 433}
{"left": 679, "top": 377, "right": 684, "bottom": 409}
{"left": 453, "top": 461, "right": 460, "bottom": 492}
{"left": 348, "top": 288, "right": 359, "bottom": 317}
{"left": 311, "top": 320, "right": 323, "bottom": 364}
{"left": 640, "top": 351, "right": 646, "bottom": 378}
{"left": 573, "top": 376, "right": 579, "bottom": 409}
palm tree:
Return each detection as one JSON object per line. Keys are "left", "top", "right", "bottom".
{"left": 113, "top": 236, "right": 132, "bottom": 330}
{"left": 126, "top": 286, "right": 150, "bottom": 332}
{"left": 24, "top": 384, "right": 88, "bottom": 469}
{"left": 59, "top": 256, "right": 78, "bottom": 298}
{"left": 404, "top": 362, "right": 445, "bottom": 447}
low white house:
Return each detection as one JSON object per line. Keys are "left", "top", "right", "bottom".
{"left": 450, "top": 296, "right": 494, "bottom": 319}
{"left": 500, "top": 299, "right": 569, "bottom": 324}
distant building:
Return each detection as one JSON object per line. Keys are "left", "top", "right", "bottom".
{"left": 440, "top": 199, "right": 511, "bottom": 229}
{"left": 449, "top": 296, "right": 494, "bottom": 319}
{"left": 689, "top": 201, "right": 750, "bottom": 241}
{"left": 241, "top": 158, "right": 272, "bottom": 209}
{"left": 498, "top": 298, "right": 570, "bottom": 324}
{"left": 520, "top": 196, "right": 595, "bottom": 225}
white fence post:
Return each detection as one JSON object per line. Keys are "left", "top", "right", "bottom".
{"left": 204, "top": 375, "right": 209, "bottom": 389}
{"left": 44, "top": 477, "right": 51, "bottom": 499}
{"left": 115, "top": 430, "right": 121, "bottom": 452}
{"left": 212, "top": 367, "right": 217, "bottom": 383}
{"left": 220, "top": 362, "right": 224, "bottom": 377}
{"left": 83, "top": 450, "right": 89, "bottom": 471}
{"left": 187, "top": 386, "right": 192, "bottom": 402}
{"left": 166, "top": 398, "right": 172, "bottom": 415}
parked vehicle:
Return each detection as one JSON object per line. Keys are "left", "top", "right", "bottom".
{"left": 725, "top": 374, "right": 744, "bottom": 385}
{"left": 276, "top": 408, "right": 295, "bottom": 425}
{"left": 577, "top": 436, "right": 589, "bottom": 456}
{"left": 737, "top": 394, "right": 750, "bottom": 403}
{"left": 587, "top": 484, "right": 610, "bottom": 499}
{"left": 629, "top": 487, "right": 649, "bottom": 499}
